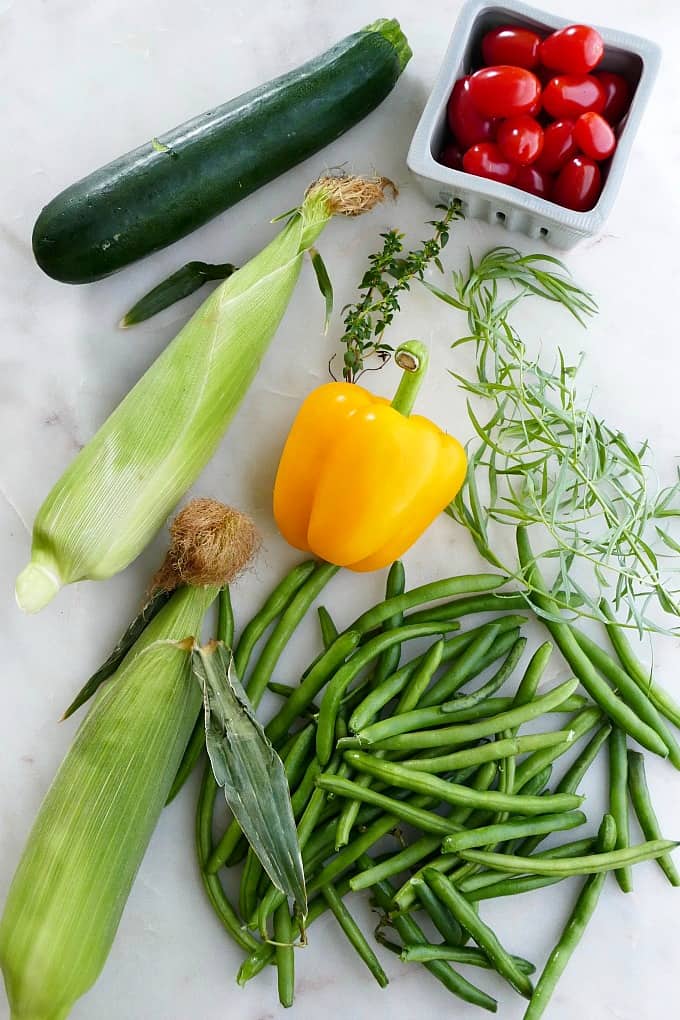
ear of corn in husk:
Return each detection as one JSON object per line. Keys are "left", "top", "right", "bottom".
{"left": 16, "top": 175, "right": 391, "bottom": 613}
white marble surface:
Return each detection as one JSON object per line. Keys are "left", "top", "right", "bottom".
{"left": 2, "top": 1, "right": 680, "bottom": 1017}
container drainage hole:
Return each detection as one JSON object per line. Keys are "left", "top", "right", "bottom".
{"left": 540, "top": 227, "right": 549, "bottom": 237}
{"left": 496, "top": 211, "right": 506, "bottom": 222}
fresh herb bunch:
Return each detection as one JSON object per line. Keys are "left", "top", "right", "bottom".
{"left": 337, "top": 199, "right": 463, "bottom": 381}
{"left": 428, "top": 247, "right": 680, "bottom": 633}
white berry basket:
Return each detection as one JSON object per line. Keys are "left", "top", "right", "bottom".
{"left": 406, "top": 0, "right": 661, "bottom": 248}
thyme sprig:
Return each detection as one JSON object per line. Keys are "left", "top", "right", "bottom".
{"left": 430, "top": 247, "right": 680, "bottom": 634}
{"left": 337, "top": 200, "right": 463, "bottom": 381}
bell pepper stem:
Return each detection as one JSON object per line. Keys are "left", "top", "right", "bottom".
{"left": 390, "top": 341, "right": 430, "bottom": 417}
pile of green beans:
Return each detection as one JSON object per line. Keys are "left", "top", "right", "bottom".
{"left": 191, "top": 556, "right": 679, "bottom": 1015}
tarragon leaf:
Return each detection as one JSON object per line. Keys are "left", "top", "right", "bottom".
{"left": 192, "top": 641, "right": 306, "bottom": 914}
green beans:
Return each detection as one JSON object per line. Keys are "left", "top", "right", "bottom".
{"left": 121, "top": 259, "right": 237, "bottom": 326}
{"left": 523, "top": 814, "right": 617, "bottom": 1020}
{"left": 321, "top": 884, "right": 389, "bottom": 987}
{"left": 344, "top": 751, "right": 583, "bottom": 816}
{"left": 394, "top": 638, "right": 444, "bottom": 715}
{"left": 608, "top": 727, "right": 633, "bottom": 893}
{"left": 442, "top": 811, "right": 586, "bottom": 854}
{"left": 316, "top": 775, "right": 461, "bottom": 836}
{"left": 512, "top": 707, "right": 602, "bottom": 790}
{"left": 411, "top": 877, "right": 465, "bottom": 946}
{"left": 627, "top": 750, "right": 680, "bottom": 886}
{"left": 442, "top": 636, "right": 527, "bottom": 712}
{"left": 405, "top": 592, "right": 527, "bottom": 625}
{"left": 372, "top": 561, "right": 406, "bottom": 686}
{"left": 401, "top": 943, "right": 535, "bottom": 973}
{"left": 420, "top": 624, "right": 504, "bottom": 706}
{"left": 246, "top": 562, "right": 339, "bottom": 707}
{"left": 357, "top": 678, "right": 579, "bottom": 751}
{"left": 348, "top": 574, "right": 508, "bottom": 635}
{"left": 273, "top": 902, "right": 295, "bottom": 1008}
{"left": 365, "top": 858, "right": 499, "bottom": 1014}
{"left": 350, "top": 833, "right": 443, "bottom": 892}
{"left": 399, "top": 732, "right": 571, "bottom": 775}
{"left": 516, "top": 528, "right": 668, "bottom": 758}
{"left": 424, "top": 869, "right": 533, "bottom": 999}
{"left": 195, "top": 764, "right": 259, "bottom": 953}
{"left": 574, "top": 629, "right": 680, "bottom": 769}
{"left": 458, "top": 838, "right": 679, "bottom": 876}
{"left": 600, "top": 600, "right": 680, "bottom": 730}
{"left": 317, "top": 621, "right": 461, "bottom": 764}
{"left": 233, "top": 560, "right": 316, "bottom": 679}
{"left": 317, "top": 605, "right": 339, "bottom": 648}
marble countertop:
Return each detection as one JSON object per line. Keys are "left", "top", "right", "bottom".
{"left": 2, "top": 0, "right": 680, "bottom": 1017}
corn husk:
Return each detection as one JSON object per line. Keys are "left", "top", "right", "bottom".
{"left": 16, "top": 176, "right": 390, "bottom": 612}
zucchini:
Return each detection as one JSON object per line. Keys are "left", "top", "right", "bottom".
{"left": 32, "top": 18, "right": 411, "bottom": 284}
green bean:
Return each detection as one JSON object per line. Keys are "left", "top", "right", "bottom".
{"left": 317, "top": 605, "right": 339, "bottom": 648}
{"left": 524, "top": 814, "right": 617, "bottom": 1020}
{"left": 265, "top": 630, "right": 362, "bottom": 747}
{"left": 316, "top": 775, "right": 462, "bottom": 836}
{"left": 273, "top": 902, "right": 295, "bottom": 1008}
{"left": 290, "top": 758, "right": 323, "bottom": 818}
{"left": 627, "top": 750, "right": 680, "bottom": 886}
{"left": 574, "top": 629, "right": 680, "bottom": 769}
{"left": 405, "top": 592, "right": 527, "bottom": 625}
{"left": 195, "top": 764, "right": 259, "bottom": 952}
{"left": 350, "top": 833, "right": 447, "bottom": 891}
{"left": 283, "top": 724, "right": 317, "bottom": 790}
{"left": 459, "top": 837, "right": 679, "bottom": 876}
{"left": 347, "top": 574, "right": 507, "bottom": 635}
{"left": 608, "top": 727, "right": 633, "bottom": 893}
{"left": 237, "top": 878, "right": 354, "bottom": 985}
{"left": 166, "top": 710, "right": 205, "bottom": 805}
{"left": 516, "top": 527, "right": 669, "bottom": 757}
{"left": 246, "top": 562, "right": 340, "bottom": 707}
{"left": 317, "top": 621, "right": 461, "bottom": 764}
{"left": 372, "top": 561, "right": 406, "bottom": 686}
{"left": 365, "top": 858, "right": 499, "bottom": 1013}
{"left": 344, "top": 751, "right": 582, "bottom": 816}
{"left": 443, "top": 811, "right": 586, "bottom": 855}
{"left": 321, "top": 883, "right": 389, "bottom": 987}
{"left": 442, "top": 636, "right": 527, "bottom": 712}
{"left": 401, "top": 943, "right": 535, "bottom": 973}
{"left": 121, "top": 259, "right": 237, "bottom": 326}
{"left": 357, "top": 678, "right": 579, "bottom": 751}
{"left": 233, "top": 560, "right": 316, "bottom": 679}
{"left": 420, "top": 624, "right": 504, "bottom": 706}
{"left": 513, "top": 707, "right": 602, "bottom": 790}
{"left": 461, "top": 837, "right": 597, "bottom": 894}
{"left": 399, "top": 732, "right": 571, "bottom": 774}
{"left": 411, "top": 877, "right": 465, "bottom": 946}
{"left": 600, "top": 599, "right": 680, "bottom": 729}
{"left": 395, "top": 638, "right": 444, "bottom": 715}
{"left": 516, "top": 765, "right": 553, "bottom": 797}
{"left": 424, "top": 869, "right": 533, "bottom": 998}
{"left": 239, "top": 848, "right": 262, "bottom": 922}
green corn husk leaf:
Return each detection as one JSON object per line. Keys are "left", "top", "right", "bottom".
{"left": 193, "top": 641, "right": 307, "bottom": 914}
{"left": 0, "top": 584, "right": 217, "bottom": 1020}
{"left": 16, "top": 175, "right": 386, "bottom": 613}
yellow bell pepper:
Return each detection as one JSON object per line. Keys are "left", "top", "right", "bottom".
{"left": 273, "top": 341, "right": 466, "bottom": 571}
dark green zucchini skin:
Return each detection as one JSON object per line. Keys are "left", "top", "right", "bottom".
{"left": 32, "top": 21, "right": 410, "bottom": 284}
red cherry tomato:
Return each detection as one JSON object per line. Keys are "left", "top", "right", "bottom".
{"left": 463, "top": 143, "right": 518, "bottom": 184}
{"left": 481, "top": 25, "right": 541, "bottom": 69}
{"left": 534, "top": 119, "right": 578, "bottom": 173}
{"left": 539, "top": 24, "right": 604, "bottom": 74}
{"left": 542, "top": 75, "right": 605, "bottom": 119}
{"left": 514, "top": 165, "right": 553, "bottom": 198}
{"left": 527, "top": 93, "right": 542, "bottom": 117}
{"left": 447, "top": 77, "right": 497, "bottom": 149}
{"left": 468, "top": 66, "right": 541, "bottom": 118}
{"left": 574, "top": 112, "right": 616, "bottom": 160}
{"left": 553, "top": 156, "right": 601, "bottom": 211}
{"left": 596, "top": 71, "right": 631, "bottom": 123}
{"left": 439, "top": 140, "right": 465, "bottom": 171}
{"left": 497, "top": 115, "right": 544, "bottom": 166}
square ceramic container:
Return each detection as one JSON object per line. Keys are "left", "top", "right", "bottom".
{"left": 407, "top": 0, "right": 661, "bottom": 248}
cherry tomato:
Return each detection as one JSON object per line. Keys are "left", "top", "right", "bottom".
{"left": 468, "top": 66, "right": 541, "bottom": 118}
{"left": 439, "top": 140, "right": 465, "bottom": 171}
{"left": 553, "top": 156, "right": 601, "bottom": 211}
{"left": 542, "top": 75, "right": 605, "bottom": 119}
{"left": 481, "top": 25, "right": 541, "bottom": 69}
{"left": 574, "top": 112, "right": 616, "bottom": 160}
{"left": 463, "top": 143, "right": 518, "bottom": 184}
{"left": 514, "top": 165, "right": 553, "bottom": 198}
{"left": 596, "top": 71, "right": 631, "bottom": 123}
{"left": 497, "top": 115, "right": 544, "bottom": 166}
{"left": 539, "top": 24, "right": 604, "bottom": 74}
{"left": 534, "top": 119, "right": 578, "bottom": 173}
{"left": 447, "top": 77, "right": 497, "bottom": 149}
